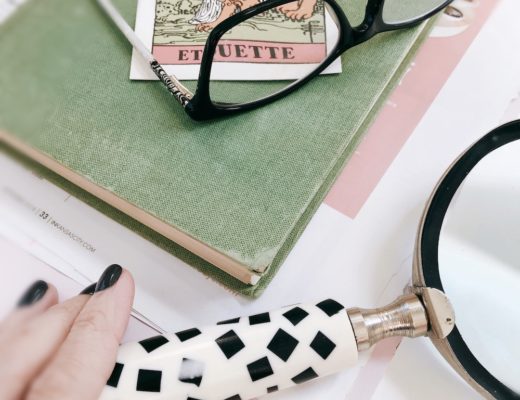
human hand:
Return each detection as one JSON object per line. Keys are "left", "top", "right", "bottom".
{"left": 0, "top": 264, "right": 134, "bottom": 400}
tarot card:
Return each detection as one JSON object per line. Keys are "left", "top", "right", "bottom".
{"left": 131, "top": 0, "right": 342, "bottom": 81}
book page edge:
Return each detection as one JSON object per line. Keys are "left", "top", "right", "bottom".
{"left": 0, "top": 130, "right": 260, "bottom": 286}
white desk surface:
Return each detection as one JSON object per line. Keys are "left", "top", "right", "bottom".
{"left": 1, "top": 0, "right": 520, "bottom": 399}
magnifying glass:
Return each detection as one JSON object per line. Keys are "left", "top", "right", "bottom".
{"left": 99, "top": 120, "right": 520, "bottom": 400}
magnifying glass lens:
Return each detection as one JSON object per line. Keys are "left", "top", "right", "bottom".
{"left": 438, "top": 139, "right": 520, "bottom": 394}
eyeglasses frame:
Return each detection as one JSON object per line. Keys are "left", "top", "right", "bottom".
{"left": 97, "top": 0, "right": 453, "bottom": 121}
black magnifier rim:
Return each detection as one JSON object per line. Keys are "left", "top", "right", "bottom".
{"left": 420, "top": 119, "right": 520, "bottom": 399}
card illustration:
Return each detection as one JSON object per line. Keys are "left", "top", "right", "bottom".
{"left": 154, "top": 0, "right": 328, "bottom": 65}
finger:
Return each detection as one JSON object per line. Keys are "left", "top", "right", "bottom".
{"left": 28, "top": 265, "right": 134, "bottom": 400}
{"left": 17, "top": 280, "right": 54, "bottom": 308}
{"left": 0, "top": 281, "right": 58, "bottom": 346}
{"left": 0, "top": 284, "right": 94, "bottom": 400}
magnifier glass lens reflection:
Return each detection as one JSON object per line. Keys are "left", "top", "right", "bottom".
{"left": 438, "top": 140, "right": 520, "bottom": 393}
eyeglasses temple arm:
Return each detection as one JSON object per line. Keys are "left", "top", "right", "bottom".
{"left": 96, "top": 0, "right": 193, "bottom": 107}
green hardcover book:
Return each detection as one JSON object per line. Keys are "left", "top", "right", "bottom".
{"left": 0, "top": 0, "right": 432, "bottom": 296}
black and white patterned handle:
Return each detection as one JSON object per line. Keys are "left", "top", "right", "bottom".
{"left": 100, "top": 299, "right": 358, "bottom": 400}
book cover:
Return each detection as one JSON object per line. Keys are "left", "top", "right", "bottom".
{"left": 0, "top": 0, "right": 432, "bottom": 296}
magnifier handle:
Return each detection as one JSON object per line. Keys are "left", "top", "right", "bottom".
{"left": 100, "top": 299, "right": 358, "bottom": 400}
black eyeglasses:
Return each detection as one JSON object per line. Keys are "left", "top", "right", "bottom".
{"left": 97, "top": 0, "right": 453, "bottom": 121}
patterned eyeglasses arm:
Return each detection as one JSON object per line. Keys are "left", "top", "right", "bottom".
{"left": 96, "top": 0, "right": 193, "bottom": 107}
{"left": 150, "top": 61, "right": 192, "bottom": 107}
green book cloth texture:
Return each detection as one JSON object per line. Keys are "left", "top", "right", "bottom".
{"left": 0, "top": 0, "right": 431, "bottom": 296}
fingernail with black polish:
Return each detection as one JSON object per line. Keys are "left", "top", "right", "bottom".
{"left": 95, "top": 264, "right": 123, "bottom": 293}
{"left": 17, "top": 280, "right": 49, "bottom": 307}
{"left": 79, "top": 283, "right": 97, "bottom": 295}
